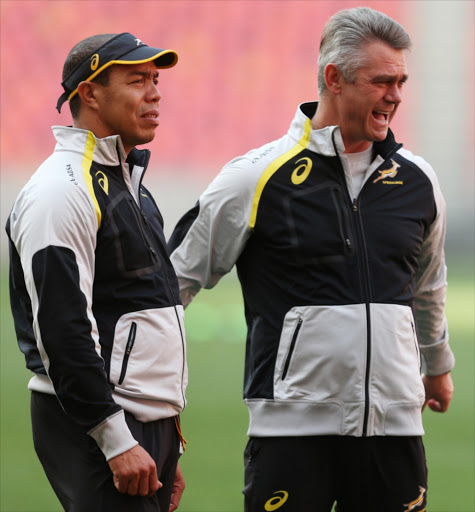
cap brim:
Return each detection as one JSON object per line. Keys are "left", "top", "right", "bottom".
{"left": 68, "top": 48, "right": 178, "bottom": 101}
{"left": 115, "top": 46, "right": 178, "bottom": 68}
{"left": 56, "top": 33, "right": 178, "bottom": 112}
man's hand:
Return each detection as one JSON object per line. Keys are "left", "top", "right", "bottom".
{"left": 169, "top": 462, "right": 185, "bottom": 511}
{"left": 422, "top": 372, "right": 454, "bottom": 413}
{"left": 108, "top": 445, "right": 162, "bottom": 497}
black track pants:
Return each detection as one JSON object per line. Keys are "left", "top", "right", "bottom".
{"left": 243, "top": 435, "right": 428, "bottom": 512}
{"left": 31, "top": 391, "right": 180, "bottom": 512}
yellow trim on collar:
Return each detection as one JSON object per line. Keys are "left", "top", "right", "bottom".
{"left": 82, "top": 131, "right": 102, "bottom": 228}
{"left": 249, "top": 118, "right": 312, "bottom": 229}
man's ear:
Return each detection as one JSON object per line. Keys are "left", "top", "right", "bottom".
{"left": 77, "top": 81, "right": 101, "bottom": 111}
{"left": 324, "top": 64, "right": 343, "bottom": 95}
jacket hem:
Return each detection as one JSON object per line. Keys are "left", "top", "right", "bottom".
{"left": 28, "top": 374, "right": 55, "bottom": 394}
{"left": 246, "top": 399, "right": 425, "bottom": 437}
{"left": 112, "top": 391, "right": 184, "bottom": 422}
{"left": 27, "top": 374, "right": 184, "bottom": 424}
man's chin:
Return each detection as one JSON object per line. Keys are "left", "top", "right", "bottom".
{"left": 370, "top": 129, "right": 389, "bottom": 142}
{"left": 134, "top": 133, "right": 157, "bottom": 147}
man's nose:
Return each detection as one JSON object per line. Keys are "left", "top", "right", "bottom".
{"left": 386, "top": 83, "right": 403, "bottom": 104}
{"left": 146, "top": 82, "right": 161, "bottom": 102}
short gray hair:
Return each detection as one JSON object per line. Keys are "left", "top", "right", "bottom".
{"left": 317, "top": 7, "right": 411, "bottom": 95}
{"left": 62, "top": 34, "right": 117, "bottom": 118}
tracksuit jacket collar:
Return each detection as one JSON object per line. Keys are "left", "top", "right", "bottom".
{"left": 51, "top": 125, "right": 151, "bottom": 171}
{"left": 291, "top": 102, "right": 401, "bottom": 160}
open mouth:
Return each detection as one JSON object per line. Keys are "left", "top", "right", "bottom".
{"left": 372, "top": 110, "right": 389, "bottom": 122}
{"left": 141, "top": 112, "right": 160, "bottom": 126}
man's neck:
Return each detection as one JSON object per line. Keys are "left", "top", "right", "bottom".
{"left": 311, "top": 99, "right": 372, "bottom": 154}
{"left": 310, "top": 99, "right": 334, "bottom": 132}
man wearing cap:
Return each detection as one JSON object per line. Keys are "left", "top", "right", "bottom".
{"left": 6, "top": 33, "right": 187, "bottom": 511}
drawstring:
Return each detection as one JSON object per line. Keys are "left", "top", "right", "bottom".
{"left": 174, "top": 416, "right": 188, "bottom": 452}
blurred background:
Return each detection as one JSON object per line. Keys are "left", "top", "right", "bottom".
{"left": 1, "top": 1, "right": 473, "bottom": 511}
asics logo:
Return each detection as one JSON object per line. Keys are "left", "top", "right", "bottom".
{"left": 264, "top": 490, "right": 289, "bottom": 511}
{"left": 90, "top": 53, "right": 99, "bottom": 71}
{"left": 95, "top": 171, "right": 109, "bottom": 195}
{"left": 291, "top": 157, "right": 312, "bottom": 185}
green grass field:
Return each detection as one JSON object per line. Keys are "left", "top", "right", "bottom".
{"left": 1, "top": 254, "right": 473, "bottom": 512}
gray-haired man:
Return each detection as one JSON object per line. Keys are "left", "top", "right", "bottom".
{"left": 168, "top": 7, "right": 454, "bottom": 511}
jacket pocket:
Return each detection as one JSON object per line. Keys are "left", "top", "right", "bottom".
{"left": 109, "top": 307, "right": 187, "bottom": 406}
{"left": 118, "top": 322, "right": 137, "bottom": 385}
{"left": 105, "top": 191, "right": 163, "bottom": 278}
{"left": 281, "top": 318, "right": 302, "bottom": 380}
{"left": 411, "top": 320, "right": 421, "bottom": 372}
{"left": 274, "top": 305, "right": 367, "bottom": 402}
{"left": 369, "top": 303, "right": 425, "bottom": 405}
{"left": 284, "top": 182, "right": 354, "bottom": 265}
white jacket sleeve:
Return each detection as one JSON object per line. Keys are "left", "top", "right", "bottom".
{"left": 169, "top": 158, "right": 258, "bottom": 306}
{"left": 411, "top": 155, "right": 455, "bottom": 376}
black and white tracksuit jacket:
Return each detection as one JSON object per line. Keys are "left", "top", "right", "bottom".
{"left": 168, "top": 102, "right": 454, "bottom": 438}
{"left": 6, "top": 126, "right": 187, "bottom": 460}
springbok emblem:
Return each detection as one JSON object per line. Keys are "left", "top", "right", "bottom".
{"left": 373, "top": 159, "right": 400, "bottom": 183}
{"left": 403, "top": 486, "right": 426, "bottom": 511}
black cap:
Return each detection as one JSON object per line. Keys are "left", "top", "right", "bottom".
{"left": 57, "top": 33, "right": 178, "bottom": 113}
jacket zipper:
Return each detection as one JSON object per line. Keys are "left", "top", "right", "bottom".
{"left": 128, "top": 197, "right": 160, "bottom": 264}
{"left": 333, "top": 187, "right": 354, "bottom": 255}
{"left": 118, "top": 322, "right": 137, "bottom": 385}
{"left": 327, "top": 132, "right": 403, "bottom": 436}
{"left": 281, "top": 318, "right": 303, "bottom": 380}
{"left": 140, "top": 202, "right": 187, "bottom": 409}
{"left": 134, "top": 189, "right": 187, "bottom": 409}
{"left": 123, "top": 167, "right": 186, "bottom": 409}
{"left": 351, "top": 198, "right": 373, "bottom": 436}
{"left": 334, "top": 134, "right": 402, "bottom": 437}
{"left": 352, "top": 153, "right": 404, "bottom": 433}
{"left": 331, "top": 133, "right": 373, "bottom": 436}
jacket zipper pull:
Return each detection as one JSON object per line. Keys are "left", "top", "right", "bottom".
{"left": 141, "top": 210, "right": 148, "bottom": 225}
{"left": 352, "top": 198, "right": 358, "bottom": 212}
